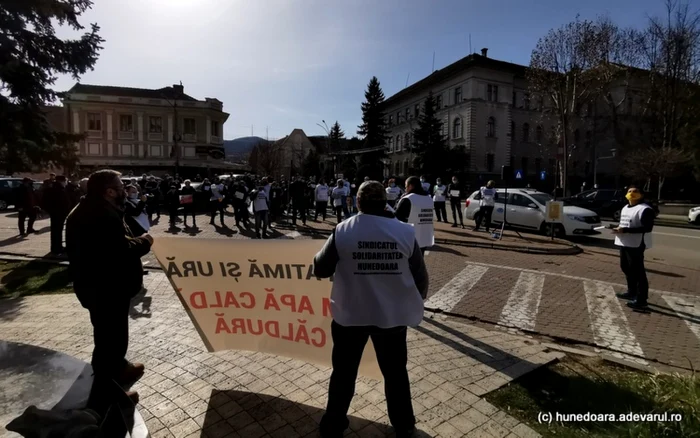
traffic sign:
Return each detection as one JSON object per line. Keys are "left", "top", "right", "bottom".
{"left": 540, "top": 170, "right": 546, "bottom": 181}
{"left": 514, "top": 169, "right": 523, "bottom": 180}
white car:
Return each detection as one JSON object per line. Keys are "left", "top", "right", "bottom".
{"left": 689, "top": 206, "right": 700, "bottom": 225}
{"left": 463, "top": 188, "right": 601, "bottom": 237}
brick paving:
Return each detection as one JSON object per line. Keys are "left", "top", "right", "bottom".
{"left": 0, "top": 272, "right": 563, "bottom": 438}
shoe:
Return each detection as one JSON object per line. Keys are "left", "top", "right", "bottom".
{"left": 256, "top": 233, "right": 261, "bottom": 239}
{"left": 26, "top": 228, "right": 36, "bottom": 234}
{"left": 126, "top": 391, "right": 140, "bottom": 405}
{"left": 451, "top": 223, "right": 458, "bottom": 228}
{"left": 616, "top": 291, "right": 636, "bottom": 300}
{"left": 116, "top": 362, "right": 145, "bottom": 387}
{"left": 209, "top": 221, "right": 215, "bottom": 225}
{"left": 627, "top": 300, "right": 649, "bottom": 310}
{"left": 473, "top": 227, "right": 480, "bottom": 232}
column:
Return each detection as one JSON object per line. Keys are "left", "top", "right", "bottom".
{"left": 72, "top": 110, "right": 81, "bottom": 155}
{"left": 106, "top": 110, "right": 113, "bottom": 156}
{"left": 206, "top": 115, "right": 211, "bottom": 144}
{"left": 168, "top": 114, "right": 173, "bottom": 146}
{"left": 137, "top": 112, "right": 144, "bottom": 157}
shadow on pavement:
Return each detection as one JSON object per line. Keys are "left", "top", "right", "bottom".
{"left": 202, "top": 389, "right": 434, "bottom": 437}
{"left": 570, "top": 236, "right": 617, "bottom": 251}
{"left": 0, "top": 297, "right": 24, "bottom": 321}
{"left": 429, "top": 245, "right": 464, "bottom": 256}
{"left": 213, "top": 225, "right": 237, "bottom": 237}
{"left": 646, "top": 268, "right": 685, "bottom": 278}
{"left": 416, "top": 318, "right": 536, "bottom": 380}
{"left": 647, "top": 303, "right": 700, "bottom": 325}
{"left": 129, "top": 287, "right": 152, "bottom": 319}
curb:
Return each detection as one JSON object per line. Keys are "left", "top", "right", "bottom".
{"left": 654, "top": 220, "right": 699, "bottom": 230}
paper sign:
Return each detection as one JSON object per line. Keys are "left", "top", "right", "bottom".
{"left": 545, "top": 201, "right": 564, "bottom": 222}
{"left": 152, "top": 238, "right": 381, "bottom": 378}
{"left": 179, "top": 194, "right": 193, "bottom": 204}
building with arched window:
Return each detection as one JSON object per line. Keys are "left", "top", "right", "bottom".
{"left": 487, "top": 117, "right": 496, "bottom": 137}
{"left": 453, "top": 117, "right": 463, "bottom": 139}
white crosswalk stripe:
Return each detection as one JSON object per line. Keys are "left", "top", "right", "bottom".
{"left": 499, "top": 272, "right": 545, "bottom": 332}
{"left": 424, "top": 264, "right": 488, "bottom": 310}
{"left": 662, "top": 295, "right": 700, "bottom": 343}
{"left": 583, "top": 281, "right": 646, "bottom": 363}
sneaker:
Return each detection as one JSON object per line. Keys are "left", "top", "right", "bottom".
{"left": 117, "top": 362, "right": 145, "bottom": 387}
{"left": 616, "top": 291, "right": 636, "bottom": 300}
{"left": 627, "top": 300, "right": 649, "bottom": 310}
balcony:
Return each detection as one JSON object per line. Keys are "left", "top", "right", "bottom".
{"left": 118, "top": 131, "right": 134, "bottom": 140}
{"left": 86, "top": 130, "right": 102, "bottom": 139}
{"left": 182, "top": 133, "right": 197, "bottom": 142}
{"left": 210, "top": 135, "right": 223, "bottom": 144}
{"left": 148, "top": 132, "right": 163, "bottom": 141}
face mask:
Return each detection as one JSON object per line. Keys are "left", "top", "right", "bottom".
{"left": 437, "top": 181, "right": 441, "bottom": 185}
{"left": 420, "top": 179, "right": 424, "bottom": 183}
{"left": 128, "top": 193, "right": 138, "bottom": 200}
{"left": 452, "top": 180, "right": 457, "bottom": 184}
{"left": 626, "top": 192, "right": 642, "bottom": 202}
{"left": 390, "top": 183, "right": 396, "bottom": 188}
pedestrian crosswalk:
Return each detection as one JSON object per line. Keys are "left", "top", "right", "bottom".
{"left": 425, "top": 262, "right": 700, "bottom": 365}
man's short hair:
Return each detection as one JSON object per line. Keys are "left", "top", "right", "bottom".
{"left": 628, "top": 184, "right": 645, "bottom": 194}
{"left": 125, "top": 184, "right": 138, "bottom": 191}
{"left": 357, "top": 181, "right": 387, "bottom": 212}
{"left": 406, "top": 176, "right": 421, "bottom": 190}
{"left": 87, "top": 169, "right": 121, "bottom": 198}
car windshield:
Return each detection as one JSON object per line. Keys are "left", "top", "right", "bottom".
{"left": 530, "top": 193, "right": 553, "bottom": 206}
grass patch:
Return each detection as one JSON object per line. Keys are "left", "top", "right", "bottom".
{"left": 486, "top": 355, "right": 699, "bottom": 438}
{"left": 0, "top": 260, "right": 72, "bottom": 299}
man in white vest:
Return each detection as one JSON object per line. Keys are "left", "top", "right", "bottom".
{"left": 395, "top": 176, "right": 435, "bottom": 255}
{"left": 420, "top": 175, "right": 431, "bottom": 193}
{"left": 474, "top": 180, "right": 497, "bottom": 232}
{"left": 313, "top": 180, "right": 428, "bottom": 438}
{"left": 314, "top": 178, "right": 329, "bottom": 221}
{"left": 614, "top": 185, "right": 654, "bottom": 310}
{"left": 385, "top": 178, "right": 403, "bottom": 209}
{"left": 432, "top": 178, "right": 447, "bottom": 222}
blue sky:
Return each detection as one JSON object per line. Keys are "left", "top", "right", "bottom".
{"left": 54, "top": 0, "right": 673, "bottom": 140}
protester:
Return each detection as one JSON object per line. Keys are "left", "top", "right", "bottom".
{"left": 614, "top": 185, "right": 654, "bottom": 310}
{"left": 313, "top": 180, "right": 429, "bottom": 438}
{"left": 144, "top": 176, "right": 160, "bottom": 221}
{"left": 331, "top": 179, "right": 346, "bottom": 223}
{"left": 315, "top": 178, "right": 329, "bottom": 221}
{"left": 15, "top": 178, "right": 38, "bottom": 236}
{"left": 231, "top": 178, "right": 250, "bottom": 228}
{"left": 251, "top": 184, "right": 270, "bottom": 238}
{"left": 395, "top": 176, "right": 435, "bottom": 255}
{"left": 446, "top": 175, "right": 465, "bottom": 228}
{"left": 432, "top": 178, "right": 447, "bottom": 223}
{"left": 420, "top": 176, "right": 430, "bottom": 193}
{"left": 42, "top": 175, "right": 71, "bottom": 254}
{"left": 474, "top": 180, "right": 497, "bottom": 232}
{"left": 208, "top": 178, "right": 226, "bottom": 226}
{"left": 124, "top": 185, "right": 149, "bottom": 236}
{"left": 386, "top": 178, "right": 402, "bottom": 209}
{"left": 179, "top": 179, "right": 197, "bottom": 228}
{"left": 165, "top": 184, "right": 180, "bottom": 228}
{"left": 290, "top": 175, "right": 308, "bottom": 226}
{"left": 65, "top": 170, "right": 153, "bottom": 404}
{"left": 66, "top": 175, "right": 82, "bottom": 209}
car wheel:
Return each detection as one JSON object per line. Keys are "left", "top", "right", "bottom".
{"left": 540, "top": 222, "right": 565, "bottom": 238}
{"left": 0, "top": 200, "right": 7, "bottom": 211}
{"left": 613, "top": 210, "right": 621, "bottom": 221}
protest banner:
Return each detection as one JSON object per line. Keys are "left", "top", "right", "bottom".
{"left": 152, "top": 238, "right": 381, "bottom": 378}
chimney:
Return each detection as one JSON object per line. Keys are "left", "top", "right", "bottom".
{"left": 481, "top": 48, "right": 488, "bottom": 57}
{"left": 173, "top": 83, "right": 184, "bottom": 95}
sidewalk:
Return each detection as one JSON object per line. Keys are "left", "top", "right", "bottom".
{"left": 0, "top": 271, "right": 562, "bottom": 438}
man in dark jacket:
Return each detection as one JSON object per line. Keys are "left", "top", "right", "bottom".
{"left": 43, "top": 175, "right": 72, "bottom": 254}
{"left": 446, "top": 176, "right": 465, "bottom": 229}
{"left": 15, "top": 178, "right": 38, "bottom": 236}
{"left": 290, "top": 176, "right": 308, "bottom": 226}
{"left": 66, "top": 170, "right": 153, "bottom": 403}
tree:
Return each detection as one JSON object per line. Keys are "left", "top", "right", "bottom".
{"left": 0, "top": 0, "right": 103, "bottom": 174}
{"left": 623, "top": 147, "right": 692, "bottom": 191}
{"left": 248, "top": 141, "right": 282, "bottom": 176}
{"left": 410, "top": 91, "right": 449, "bottom": 179}
{"left": 329, "top": 121, "right": 345, "bottom": 152}
{"left": 301, "top": 149, "right": 321, "bottom": 179}
{"left": 357, "top": 76, "right": 389, "bottom": 178}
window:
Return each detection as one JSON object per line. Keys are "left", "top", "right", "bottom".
{"left": 574, "top": 129, "right": 580, "bottom": 145}
{"left": 87, "top": 143, "right": 100, "bottom": 155}
{"left": 150, "top": 145, "right": 162, "bottom": 157}
{"left": 183, "top": 118, "right": 196, "bottom": 135}
{"left": 404, "top": 132, "right": 410, "bottom": 150}
{"left": 510, "top": 194, "right": 533, "bottom": 207}
{"left": 522, "top": 123, "right": 530, "bottom": 142}
{"left": 388, "top": 137, "right": 394, "bottom": 152}
{"left": 487, "top": 84, "right": 498, "bottom": 102}
{"left": 394, "top": 161, "right": 400, "bottom": 175}
{"left": 403, "top": 160, "right": 409, "bottom": 175}
{"left": 454, "top": 86, "right": 462, "bottom": 104}
{"left": 119, "top": 114, "right": 133, "bottom": 132}
{"left": 486, "top": 153, "right": 495, "bottom": 172}
{"left": 183, "top": 146, "right": 196, "bottom": 158}
{"left": 524, "top": 93, "right": 531, "bottom": 109}
{"left": 396, "top": 111, "right": 401, "bottom": 123}
{"left": 405, "top": 108, "right": 410, "bottom": 120}
{"left": 389, "top": 115, "right": 393, "bottom": 126}
{"left": 87, "top": 113, "right": 101, "bottom": 131}
{"left": 396, "top": 134, "right": 401, "bottom": 152}
{"left": 535, "top": 95, "right": 543, "bottom": 110}
{"left": 436, "top": 94, "right": 443, "bottom": 109}
{"left": 512, "top": 91, "right": 517, "bottom": 106}
{"left": 487, "top": 117, "right": 496, "bottom": 137}
{"left": 535, "top": 125, "right": 543, "bottom": 143}
{"left": 453, "top": 117, "right": 463, "bottom": 139}
{"left": 414, "top": 104, "right": 420, "bottom": 118}
{"left": 521, "top": 157, "right": 529, "bottom": 174}
{"left": 585, "top": 131, "right": 592, "bottom": 148}
{"left": 120, "top": 144, "right": 133, "bottom": 156}
{"left": 211, "top": 120, "right": 220, "bottom": 137}
{"left": 149, "top": 116, "right": 163, "bottom": 133}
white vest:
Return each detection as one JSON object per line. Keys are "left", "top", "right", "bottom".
{"left": 386, "top": 186, "right": 402, "bottom": 201}
{"left": 126, "top": 199, "right": 150, "bottom": 232}
{"left": 405, "top": 193, "right": 435, "bottom": 248}
{"left": 210, "top": 184, "right": 224, "bottom": 201}
{"left": 480, "top": 187, "right": 497, "bottom": 207}
{"left": 315, "top": 185, "right": 329, "bottom": 202}
{"left": 253, "top": 190, "right": 268, "bottom": 212}
{"left": 615, "top": 203, "right": 653, "bottom": 249}
{"left": 331, "top": 214, "right": 424, "bottom": 328}
{"left": 433, "top": 185, "right": 446, "bottom": 202}
{"left": 421, "top": 181, "right": 431, "bottom": 192}
{"left": 331, "top": 187, "right": 345, "bottom": 206}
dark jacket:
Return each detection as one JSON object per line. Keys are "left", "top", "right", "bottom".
{"left": 290, "top": 180, "right": 307, "bottom": 201}
{"left": 66, "top": 196, "right": 152, "bottom": 307}
{"left": 14, "top": 184, "right": 37, "bottom": 211}
{"left": 446, "top": 182, "right": 464, "bottom": 201}
{"left": 43, "top": 184, "right": 72, "bottom": 217}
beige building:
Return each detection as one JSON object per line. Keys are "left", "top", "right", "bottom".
{"left": 61, "top": 83, "right": 238, "bottom": 175}
{"left": 383, "top": 49, "right": 616, "bottom": 189}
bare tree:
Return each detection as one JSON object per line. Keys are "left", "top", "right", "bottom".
{"left": 248, "top": 141, "right": 282, "bottom": 176}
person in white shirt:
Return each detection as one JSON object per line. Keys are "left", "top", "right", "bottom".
{"left": 432, "top": 178, "right": 447, "bottom": 223}
{"left": 251, "top": 185, "right": 270, "bottom": 238}
{"left": 613, "top": 185, "right": 655, "bottom": 310}
{"left": 331, "top": 179, "right": 346, "bottom": 223}
{"left": 395, "top": 176, "right": 435, "bottom": 255}
{"left": 208, "top": 178, "right": 226, "bottom": 226}
{"left": 474, "top": 180, "right": 497, "bottom": 232}
{"left": 385, "top": 178, "right": 403, "bottom": 209}
{"left": 420, "top": 176, "right": 431, "bottom": 193}
{"left": 313, "top": 181, "right": 428, "bottom": 438}
{"left": 314, "top": 179, "right": 329, "bottom": 221}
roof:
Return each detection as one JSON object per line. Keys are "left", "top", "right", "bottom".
{"left": 383, "top": 54, "right": 528, "bottom": 107}
{"left": 65, "top": 83, "right": 199, "bottom": 102}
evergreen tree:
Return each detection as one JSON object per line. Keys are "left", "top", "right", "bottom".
{"left": 0, "top": 0, "right": 103, "bottom": 174}
{"left": 329, "top": 121, "right": 345, "bottom": 152}
{"left": 411, "top": 91, "right": 450, "bottom": 179}
{"left": 357, "top": 76, "right": 389, "bottom": 179}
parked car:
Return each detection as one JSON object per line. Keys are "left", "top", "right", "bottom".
{"left": 0, "top": 178, "right": 24, "bottom": 210}
{"left": 562, "top": 189, "right": 627, "bottom": 220}
{"left": 464, "top": 188, "right": 601, "bottom": 237}
{"left": 689, "top": 206, "right": 700, "bottom": 225}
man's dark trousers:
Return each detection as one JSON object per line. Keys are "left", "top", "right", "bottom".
{"left": 50, "top": 214, "right": 67, "bottom": 253}
{"left": 434, "top": 202, "right": 446, "bottom": 222}
{"left": 475, "top": 206, "right": 494, "bottom": 231}
{"left": 18, "top": 209, "right": 36, "bottom": 235}
{"left": 320, "top": 321, "right": 415, "bottom": 436}
{"left": 87, "top": 296, "right": 131, "bottom": 379}
{"left": 620, "top": 245, "right": 648, "bottom": 305}
{"left": 292, "top": 199, "right": 307, "bottom": 225}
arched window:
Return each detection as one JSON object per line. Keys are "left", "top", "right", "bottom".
{"left": 453, "top": 117, "right": 462, "bottom": 139}
{"left": 404, "top": 132, "right": 410, "bottom": 150}
{"left": 388, "top": 137, "right": 394, "bottom": 152}
{"left": 487, "top": 117, "right": 496, "bottom": 137}
{"left": 403, "top": 159, "right": 409, "bottom": 175}
{"left": 394, "top": 161, "right": 400, "bottom": 175}
{"left": 522, "top": 123, "right": 530, "bottom": 142}
{"left": 396, "top": 134, "right": 401, "bottom": 152}
{"left": 535, "top": 125, "right": 543, "bottom": 143}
